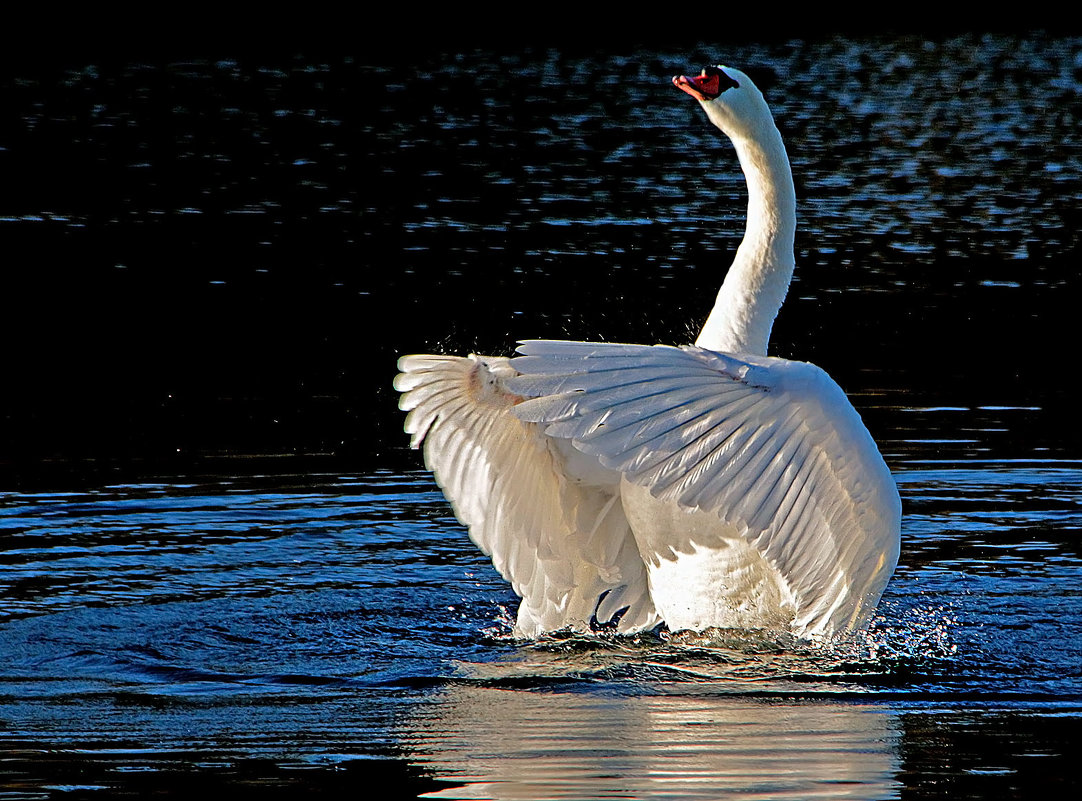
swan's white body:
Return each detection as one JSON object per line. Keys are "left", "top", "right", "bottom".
{"left": 394, "top": 66, "right": 901, "bottom": 641}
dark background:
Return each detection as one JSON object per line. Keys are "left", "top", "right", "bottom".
{"left": 3, "top": 21, "right": 1081, "bottom": 488}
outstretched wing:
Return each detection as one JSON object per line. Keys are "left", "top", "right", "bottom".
{"left": 394, "top": 353, "right": 659, "bottom": 637}
{"left": 509, "top": 340, "right": 901, "bottom": 637}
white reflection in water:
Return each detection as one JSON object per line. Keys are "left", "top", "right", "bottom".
{"left": 404, "top": 684, "right": 900, "bottom": 800}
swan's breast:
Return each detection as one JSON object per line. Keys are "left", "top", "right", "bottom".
{"left": 618, "top": 479, "right": 796, "bottom": 632}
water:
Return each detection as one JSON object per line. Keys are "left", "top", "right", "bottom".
{"left": 1, "top": 468, "right": 1080, "bottom": 798}
{"left": 2, "top": 34, "right": 1082, "bottom": 799}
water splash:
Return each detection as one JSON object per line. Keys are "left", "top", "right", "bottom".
{"left": 453, "top": 601, "right": 964, "bottom": 694}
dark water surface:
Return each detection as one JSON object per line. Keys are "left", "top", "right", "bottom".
{"left": 2, "top": 34, "right": 1082, "bottom": 799}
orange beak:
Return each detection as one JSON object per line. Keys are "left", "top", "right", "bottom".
{"left": 673, "top": 72, "right": 721, "bottom": 101}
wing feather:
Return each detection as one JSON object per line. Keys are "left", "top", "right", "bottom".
{"left": 508, "top": 340, "right": 901, "bottom": 638}
{"left": 394, "top": 353, "right": 659, "bottom": 637}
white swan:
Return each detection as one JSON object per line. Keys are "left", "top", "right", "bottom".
{"left": 394, "top": 65, "right": 901, "bottom": 642}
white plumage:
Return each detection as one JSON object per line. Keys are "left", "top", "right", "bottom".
{"left": 395, "top": 64, "right": 901, "bottom": 641}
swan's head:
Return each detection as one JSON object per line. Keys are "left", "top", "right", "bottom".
{"left": 673, "top": 65, "right": 773, "bottom": 137}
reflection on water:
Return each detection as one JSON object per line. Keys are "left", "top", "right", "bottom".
{"left": 399, "top": 615, "right": 953, "bottom": 799}
{"left": 406, "top": 685, "right": 899, "bottom": 801}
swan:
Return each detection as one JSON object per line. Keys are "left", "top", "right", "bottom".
{"left": 394, "top": 65, "right": 901, "bottom": 642}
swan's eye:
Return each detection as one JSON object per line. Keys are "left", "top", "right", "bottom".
{"left": 704, "top": 65, "right": 740, "bottom": 91}
{"left": 694, "top": 72, "right": 722, "bottom": 98}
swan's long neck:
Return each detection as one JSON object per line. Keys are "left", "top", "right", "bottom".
{"left": 694, "top": 118, "right": 796, "bottom": 356}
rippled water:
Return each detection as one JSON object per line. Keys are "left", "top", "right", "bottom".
{"left": 2, "top": 466, "right": 1080, "bottom": 798}
{"left": 2, "top": 33, "right": 1082, "bottom": 799}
